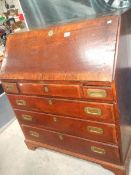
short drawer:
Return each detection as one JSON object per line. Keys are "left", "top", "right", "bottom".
{"left": 18, "top": 83, "right": 81, "bottom": 98}
{"left": 22, "top": 125, "right": 120, "bottom": 164}
{"left": 8, "top": 95, "right": 115, "bottom": 123}
{"left": 82, "top": 86, "right": 113, "bottom": 101}
{"left": 15, "top": 110, "right": 117, "bottom": 144}
{"left": 2, "top": 82, "right": 19, "bottom": 94}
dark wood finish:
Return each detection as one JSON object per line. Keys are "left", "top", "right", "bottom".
{"left": 22, "top": 125, "right": 120, "bottom": 164}
{"left": 15, "top": 109, "right": 117, "bottom": 144}
{"left": 114, "top": 9, "right": 131, "bottom": 162}
{"left": 1, "top": 8, "right": 131, "bottom": 175}
{"left": 18, "top": 82, "right": 81, "bottom": 98}
{"left": 0, "top": 16, "right": 118, "bottom": 82}
{"left": 8, "top": 94, "right": 115, "bottom": 122}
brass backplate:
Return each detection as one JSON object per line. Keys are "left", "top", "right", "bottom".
{"left": 87, "top": 89, "right": 107, "bottom": 98}
{"left": 16, "top": 100, "right": 26, "bottom": 106}
{"left": 22, "top": 114, "right": 32, "bottom": 121}
{"left": 84, "top": 107, "right": 101, "bottom": 116}
{"left": 87, "top": 126, "right": 103, "bottom": 134}
{"left": 91, "top": 146, "right": 106, "bottom": 155}
{"left": 29, "top": 131, "right": 39, "bottom": 138}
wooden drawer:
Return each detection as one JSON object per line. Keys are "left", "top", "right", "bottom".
{"left": 18, "top": 83, "right": 81, "bottom": 98}
{"left": 82, "top": 86, "right": 113, "bottom": 101}
{"left": 22, "top": 125, "right": 120, "bottom": 164}
{"left": 2, "top": 82, "right": 19, "bottom": 94}
{"left": 8, "top": 95, "right": 115, "bottom": 123}
{"left": 15, "top": 110, "right": 117, "bottom": 144}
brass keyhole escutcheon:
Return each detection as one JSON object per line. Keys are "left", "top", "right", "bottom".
{"left": 48, "top": 30, "right": 54, "bottom": 37}
{"left": 53, "top": 117, "right": 57, "bottom": 122}
{"left": 58, "top": 134, "right": 63, "bottom": 141}
{"left": 44, "top": 86, "right": 49, "bottom": 93}
{"left": 16, "top": 100, "right": 26, "bottom": 106}
{"left": 48, "top": 99, "right": 53, "bottom": 105}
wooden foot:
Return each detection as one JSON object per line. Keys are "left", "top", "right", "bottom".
{"left": 25, "top": 140, "right": 37, "bottom": 150}
{"left": 25, "top": 139, "right": 131, "bottom": 175}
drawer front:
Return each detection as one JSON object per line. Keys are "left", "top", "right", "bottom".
{"left": 82, "top": 86, "right": 113, "bottom": 101}
{"left": 2, "top": 83, "right": 19, "bottom": 94}
{"left": 18, "top": 83, "right": 81, "bottom": 98}
{"left": 8, "top": 95, "right": 115, "bottom": 123}
{"left": 15, "top": 110, "right": 117, "bottom": 144}
{"left": 22, "top": 125, "right": 120, "bottom": 164}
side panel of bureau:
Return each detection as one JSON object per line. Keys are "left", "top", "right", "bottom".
{"left": 114, "top": 9, "right": 131, "bottom": 162}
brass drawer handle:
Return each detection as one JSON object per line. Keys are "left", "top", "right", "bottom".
{"left": 91, "top": 146, "right": 106, "bottom": 155}
{"left": 87, "top": 126, "right": 104, "bottom": 135}
{"left": 84, "top": 107, "right": 101, "bottom": 116}
{"left": 87, "top": 89, "right": 107, "bottom": 98}
{"left": 22, "top": 114, "right": 32, "bottom": 121}
{"left": 16, "top": 100, "right": 26, "bottom": 106}
{"left": 58, "top": 134, "right": 64, "bottom": 141}
{"left": 29, "top": 131, "right": 39, "bottom": 138}
{"left": 44, "top": 86, "right": 49, "bottom": 93}
{"left": 6, "top": 85, "right": 14, "bottom": 91}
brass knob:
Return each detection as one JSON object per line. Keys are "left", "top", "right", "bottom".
{"left": 16, "top": 100, "right": 26, "bottom": 106}
{"left": 91, "top": 146, "right": 106, "bottom": 155}
{"left": 22, "top": 114, "right": 32, "bottom": 121}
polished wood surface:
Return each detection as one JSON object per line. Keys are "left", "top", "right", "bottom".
{"left": 15, "top": 109, "right": 117, "bottom": 144}
{"left": 22, "top": 125, "right": 120, "bottom": 164}
{"left": 8, "top": 94, "right": 115, "bottom": 122}
{"left": 0, "top": 15, "right": 118, "bottom": 82}
{"left": 1, "top": 8, "right": 131, "bottom": 175}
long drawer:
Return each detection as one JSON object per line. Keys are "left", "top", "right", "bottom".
{"left": 22, "top": 125, "right": 120, "bottom": 164}
{"left": 2, "top": 82, "right": 113, "bottom": 101}
{"left": 8, "top": 94, "right": 115, "bottom": 123}
{"left": 15, "top": 109, "right": 117, "bottom": 144}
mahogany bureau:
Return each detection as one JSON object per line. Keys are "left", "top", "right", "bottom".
{"left": 0, "top": 8, "right": 131, "bottom": 175}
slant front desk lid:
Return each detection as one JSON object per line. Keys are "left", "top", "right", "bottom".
{"left": 0, "top": 15, "right": 119, "bottom": 82}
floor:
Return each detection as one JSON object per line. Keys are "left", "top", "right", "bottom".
{"left": 0, "top": 119, "right": 131, "bottom": 175}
